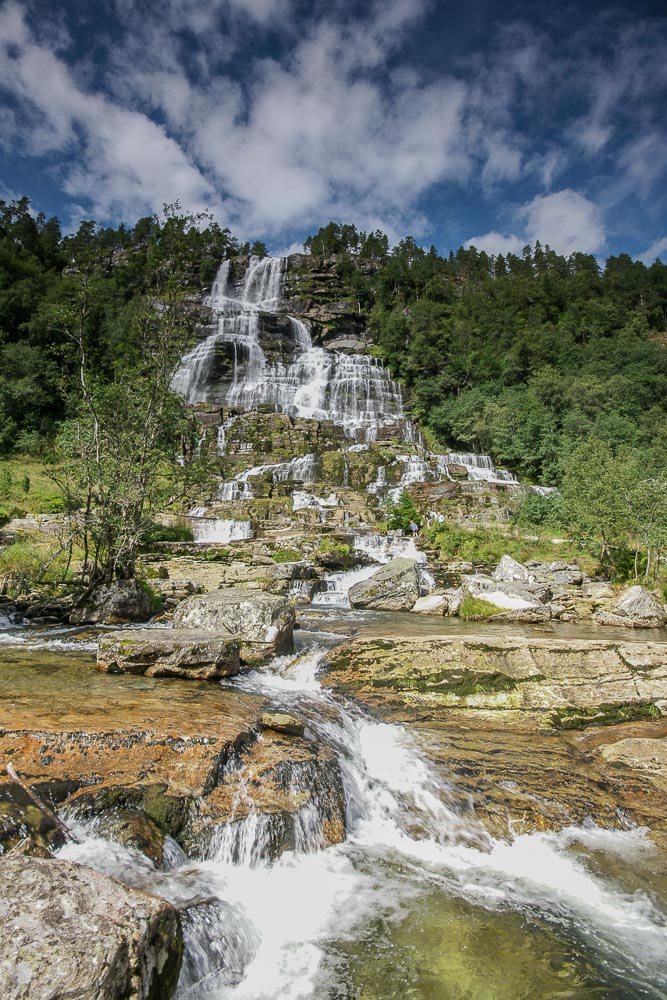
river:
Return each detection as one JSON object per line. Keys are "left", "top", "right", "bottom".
{"left": 3, "top": 607, "right": 667, "bottom": 999}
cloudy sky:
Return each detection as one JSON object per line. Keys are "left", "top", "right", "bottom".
{"left": 0, "top": 0, "right": 665, "bottom": 259}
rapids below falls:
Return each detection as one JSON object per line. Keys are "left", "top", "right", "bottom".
{"left": 4, "top": 610, "right": 667, "bottom": 1000}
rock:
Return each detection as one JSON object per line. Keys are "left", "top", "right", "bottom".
{"left": 488, "top": 606, "right": 552, "bottom": 624}
{"left": 583, "top": 582, "right": 615, "bottom": 600}
{"left": 323, "top": 634, "right": 667, "bottom": 715}
{"left": 70, "top": 578, "right": 151, "bottom": 625}
{"left": 0, "top": 781, "right": 65, "bottom": 857}
{"left": 411, "top": 594, "right": 448, "bottom": 615}
{"left": 349, "top": 557, "right": 421, "bottom": 611}
{"left": 182, "top": 730, "right": 346, "bottom": 859}
{"left": 494, "top": 555, "right": 530, "bottom": 584}
{"left": 600, "top": 585, "right": 667, "bottom": 628}
{"left": 261, "top": 712, "right": 306, "bottom": 736}
{"left": 97, "top": 628, "right": 240, "bottom": 680}
{"left": 0, "top": 649, "right": 266, "bottom": 859}
{"left": 173, "top": 588, "right": 295, "bottom": 665}
{"left": 0, "top": 856, "right": 182, "bottom": 1000}
{"left": 461, "top": 574, "right": 542, "bottom": 611}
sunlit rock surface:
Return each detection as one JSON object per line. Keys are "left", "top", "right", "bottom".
{"left": 0, "top": 856, "right": 182, "bottom": 1000}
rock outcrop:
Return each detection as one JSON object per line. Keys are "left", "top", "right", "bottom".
{"left": 596, "top": 585, "right": 667, "bottom": 628}
{"left": 70, "top": 579, "right": 151, "bottom": 625}
{"left": 0, "top": 856, "right": 182, "bottom": 1000}
{"left": 97, "top": 628, "right": 240, "bottom": 680}
{"left": 173, "top": 588, "right": 295, "bottom": 665}
{"left": 349, "top": 557, "right": 421, "bottom": 611}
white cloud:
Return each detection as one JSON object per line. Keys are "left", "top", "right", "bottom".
{"left": 520, "top": 189, "right": 605, "bottom": 255}
{"left": 464, "top": 231, "right": 524, "bottom": 256}
{"left": 637, "top": 236, "right": 667, "bottom": 265}
{"left": 467, "top": 189, "right": 606, "bottom": 257}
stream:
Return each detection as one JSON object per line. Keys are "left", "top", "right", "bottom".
{"left": 5, "top": 608, "right": 667, "bottom": 999}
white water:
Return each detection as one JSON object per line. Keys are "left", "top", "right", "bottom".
{"left": 187, "top": 515, "right": 253, "bottom": 544}
{"left": 59, "top": 639, "right": 667, "bottom": 999}
{"left": 172, "top": 257, "right": 409, "bottom": 442}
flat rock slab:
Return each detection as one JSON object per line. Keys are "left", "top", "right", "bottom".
{"left": 97, "top": 628, "right": 240, "bottom": 680}
{"left": 0, "top": 856, "right": 182, "bottom": 1000}
{"left": 0, "top": 648, "right": 265, "bottom": 855}
{"left": 322, "top": 633, "right": 667, "bottom": 714}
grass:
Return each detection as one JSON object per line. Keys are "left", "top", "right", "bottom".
{"left": 0, "top": 456, "right": 69, "bottom": 518}
{"left": 425, "top": 520, "right": 593, "bottom": 572}
{"left": 0, "top": 539, "right": 73, "bottom": 597}
{"left": 458, "top": 593, "right": 504, "bottom": 621}
{"left": 272, "top": 546, "right": 302, "bottom": 563}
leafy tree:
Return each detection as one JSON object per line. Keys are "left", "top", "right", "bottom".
{"left": 49, "top": 206, "right": 211, "bottom": 584}
{"left": 386, "top": 490, "right": 422, "bottom": 533}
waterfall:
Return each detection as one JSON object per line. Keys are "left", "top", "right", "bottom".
{"left": 172, "top": 257, "right": 410, "bottom": 442}
{"left": 437, "top": 452, "right": 518, "bottom": 485}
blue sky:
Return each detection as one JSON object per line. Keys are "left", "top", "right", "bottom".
{"left": 0, "top": 0, "right": 666, "bottom": 260}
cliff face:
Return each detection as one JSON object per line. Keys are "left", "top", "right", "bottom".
{"left": 283, "top": 253, "right": 371, "bottom": 346}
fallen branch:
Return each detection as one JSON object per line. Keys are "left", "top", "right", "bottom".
{"left": 6, "top": 763, "right": 81, "bottom": 844}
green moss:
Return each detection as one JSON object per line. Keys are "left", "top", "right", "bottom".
{"left": 551, "top": 702, "right": 661, "bottom": 731}
{"left": 370, "top": 668, "right": 518, "bottom": 697}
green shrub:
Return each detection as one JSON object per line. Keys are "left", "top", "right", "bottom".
{"left": 141, "top": 522, "right": 194, "bottom": 544}
{"left": 0, "top": 540, "right": 57, "bottom": 596}
{"left": 272, "top": 546, "right": 302, "bottom": 563}
{"left": 386, "top": 490, "right": 422, "bottom": 533}
{"left": 34, "top": 493, "right": 68, "bottom": 514}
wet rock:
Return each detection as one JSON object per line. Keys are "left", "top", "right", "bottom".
{"left": 173, "top": 588, "right": 295, "bottom": 665}
{"left": 349, "top": 557, "right": 421, "bottom": 611}
{"left": 97, "top": 628, "right": 240, "bottom": 680}
{"left": 87, "top": 809, "right": 167, "bottom": 866}
{"left": 596, "top": 585, "right": 667, "bottom": 628}
{"left": 183, "top": 731, "right": 346, "bottom": 859}
{"left": 488, "top": 606, "right": 552, "bottom": 624}
{"left": 70, "top": 578, "right": 151, "bottom": 625}
{"left": 0, "top": 781, "right": 65, "bottom": 858}
{"left": 261, "top": 712, "right": 306, "bottom": 736}
{"left": 0, "top": 651, "right": 265, "bottom": 858}
{"left": 0, "top": 856, "right": 182, "bottom": 1000}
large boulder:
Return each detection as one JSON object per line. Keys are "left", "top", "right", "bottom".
{"left": 97, "top": 628, "right": 240, "bottom": 680}
{"left": 461, "top": 574, "right": 542, "bottom": 611}
{"left": 597, "top": 585, "right": 667, "bottom": 628}
{"left": 173, "top": 588, "right": 295, "bottom": 665}
{"left": 348, "top": 557, "right": 421, "bottom": 611}
{"left": 0, "top": 856, "right": 182, "bottom": 1000}
{"left": 494, "top": 555, "right": 530, "bottom": 584}
{"left": 70, "top": 579, "right": 151, "bottom": 625}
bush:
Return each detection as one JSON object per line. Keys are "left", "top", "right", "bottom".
{"left": 385, "top": 490, "right": 422, "bottom": 533}
{"left": 0, "top": 540, "right": 58, "bottom": 596}
{"left": 272, "top": 546, "right": 302, "bottom": 563}
{"left": 141, "top": 522, "right": 194, "bottom": 545}
{"left": 515, "top": 490, "right": 563, "bottom": 529}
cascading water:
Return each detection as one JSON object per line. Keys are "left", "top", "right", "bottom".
{"left": 172, "top": 257, "right": 409, "bottom": 442}
{"left": 59, "top": 635, "right": 667, "bottom": 1000}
